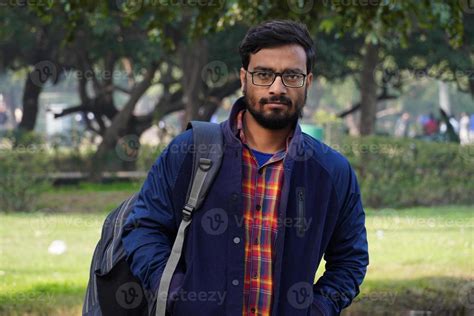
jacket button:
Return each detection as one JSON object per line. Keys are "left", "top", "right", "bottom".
{"left": 233, "top": 237, "right": 241, "bottom": 244}
{"left": 231, "top": 193, "right": 238, "bottom": 201}
{"left": 232, "top": 279, "right": 239, "bottom": 286}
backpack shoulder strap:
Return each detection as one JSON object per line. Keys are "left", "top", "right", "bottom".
{"left": 155, "top": 120, "right": 223, "bottom": 316}
{"left": 183, "top": 120, "right": 224, "bottom": 216}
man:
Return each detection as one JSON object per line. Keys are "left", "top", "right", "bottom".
{"left": 122, "top": 20, "right": 368, "bottom": 316}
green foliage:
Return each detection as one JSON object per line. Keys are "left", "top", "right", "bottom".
{"left": 337, "top": 136, "right": 474, "bottom": 208}
{"left": 0, "top": 148, "right": 52, "bottom": 213}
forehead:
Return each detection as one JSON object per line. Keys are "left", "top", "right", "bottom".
{"left": 248, "top": 44, "right": 307, "bottom": 72}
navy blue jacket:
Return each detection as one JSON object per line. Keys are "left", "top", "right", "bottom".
{"left": 122, "top": 97, "right": 369, "bottom": 315}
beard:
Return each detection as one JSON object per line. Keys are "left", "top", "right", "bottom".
{"left": 243, "top": 85, "right": 307, "bottom": 130}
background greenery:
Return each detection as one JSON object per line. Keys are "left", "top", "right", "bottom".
{"left": 2, "top": 136, "right": 472, "bottom": 211}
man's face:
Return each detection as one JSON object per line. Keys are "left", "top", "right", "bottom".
{"left": 240, "top": 44, "right": 313, "bottom": 130}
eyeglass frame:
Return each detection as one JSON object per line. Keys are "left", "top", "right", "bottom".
{"left": 246, "top": 69, "right": 308, "bottom": 88}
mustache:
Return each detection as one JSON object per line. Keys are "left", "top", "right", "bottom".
{"left": 259, "top": 96, "right": 292, "bottom": 107}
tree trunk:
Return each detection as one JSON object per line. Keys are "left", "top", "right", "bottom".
{"left": 90, "top": 63, "right": 158, "bottom": 180}
{"left": 359, "top": 43, "right": 379, "bottom": 136}
{"left": 180, "top": 38, "right": 208, "bottom": 128}
{"left": 469, "top": 77, "right": 474, "bottom": 100}
{"left": 18, "top": 68, "right": 45, "bottom": 131}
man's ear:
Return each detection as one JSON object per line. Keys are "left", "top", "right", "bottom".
{"left": 240, "top": 67, "right": 247, "bottom": 93}
{"left": 306, "top": 72, "right": 313, "bottom": 88}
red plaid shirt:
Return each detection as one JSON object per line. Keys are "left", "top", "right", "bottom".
{"left": 236, "top": 110, "right": 293, "bottom": 316}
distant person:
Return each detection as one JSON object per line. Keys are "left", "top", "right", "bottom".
{"left": 470, "top": 114, "right": 474, "bottom": 142}
{"left": 460, "top": 113, "right": 471, "bottom": 145}
{"left": 0, "top": 103, "right": 9, "bottom": 126}
{"left": 423, "top": 113, "right": 438, "bottom": 136}
{"left": 394, "top": 112, "right": 411, "bottom": 138}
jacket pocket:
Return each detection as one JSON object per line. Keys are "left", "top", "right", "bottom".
{"left": 296, "top": 186, "right": 306, "bottom": 238}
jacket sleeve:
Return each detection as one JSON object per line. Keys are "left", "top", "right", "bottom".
{"left": 121, "top": 130, "right": 192, "bottom": 293}
{"left": 312, "top": 161, "right": 369, "bottom": 315}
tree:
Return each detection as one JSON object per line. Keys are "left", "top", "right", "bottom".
{"left": 230, "top": 0, "right": 466, "bottom": 135}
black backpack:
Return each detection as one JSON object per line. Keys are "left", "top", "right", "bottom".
{"left": 83, "top": 121, "right": 224, "bottom": 316}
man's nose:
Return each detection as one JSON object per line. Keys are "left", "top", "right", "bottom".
{"left": 268, "top": 75, "right": 287, "bottom": 95}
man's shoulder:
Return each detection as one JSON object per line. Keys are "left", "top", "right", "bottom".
{"left": 162, "top": 129, "right": 194, "bottom": 157}
{"left": 302, "top": 133, "right": 351, "bottom": 174}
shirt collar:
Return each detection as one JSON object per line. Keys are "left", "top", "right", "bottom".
{"left": 235, "top": 109, "right": 294, "bottom": 153}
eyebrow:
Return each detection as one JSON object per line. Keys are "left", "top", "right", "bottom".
{"left": 252, "top": 66, "right": 306, "bottom": 74}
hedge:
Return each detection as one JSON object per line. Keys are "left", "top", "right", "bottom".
{"left": 1, "top": 135, "right": 472, "bottom": 211}
{"left": 334, "top": 136, "right": 474, "bottom": 208}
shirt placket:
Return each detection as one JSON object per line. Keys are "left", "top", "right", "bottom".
{"left": 247, "top": 156, "right": 263, "bottom": 315}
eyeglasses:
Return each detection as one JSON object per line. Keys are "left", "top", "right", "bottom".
{"left": 246, "top": 70, "right": 307, "bottom": 88}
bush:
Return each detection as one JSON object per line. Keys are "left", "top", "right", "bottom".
{"left": 0, "top": 137, "right": 52, "bottom": 212}
{"left": 334, "top": 136, "right": 474, "bottom": 208}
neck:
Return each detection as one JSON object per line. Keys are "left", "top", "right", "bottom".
{"left": 242, "top": 110, "right": 293, "bottom": 153}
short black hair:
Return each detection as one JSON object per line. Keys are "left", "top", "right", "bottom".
{"left": 239, "top": 20, "right": 315, "bottom": 74}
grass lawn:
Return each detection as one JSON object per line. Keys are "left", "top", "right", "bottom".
{"left": 0, "top": 190, "right": 472, "bottom": 315}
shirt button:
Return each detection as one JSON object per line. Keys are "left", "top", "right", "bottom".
{"left": 256, "top": 205, "right": 261, "bottom": 211}
{"left": 233, "top": 237, "right": 241, "bottom": 244}
{"left": 258, "top": 169, "right": 263, "bottom": 175}
{"left": 232, "top": 279, "right": 239, "bottom": 286}
{"left": 251, "top": 307, "right": 256, "bottom": 313}
{"left": 254, "top": 238, "right": 258, "bottom": 245}
{"left": 252, "top": 272, "right": 258, "bottom": 279}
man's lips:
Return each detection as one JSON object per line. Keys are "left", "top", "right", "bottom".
{"left": 263, "top": 102, "right": 290, "bottom": 108}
